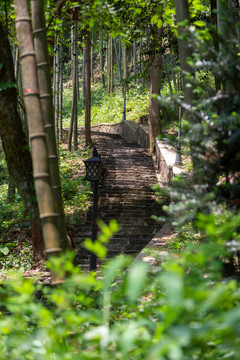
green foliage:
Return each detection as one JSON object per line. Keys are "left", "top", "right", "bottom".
{"left": 59, "top": 143, "right": 92, "bottom": 225}
{"left": 0, "top": 220, "right": 240, "bottom": 359}
{"left": 0, "top": 82, "right": 16, "bottom": 91}
{"left": 1, "top": 3, "right": 239, "bottom": 358}
{"left": 155, "top": 2, "right": 240, "bottom": 281}
{"left": 0, "top": 142, "right": 92, "bottom": 269}
{"left": 62, "top": 83, "right": 149, "bottom": 127}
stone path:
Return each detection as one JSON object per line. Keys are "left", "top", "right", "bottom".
{"left": 74, "top": 131, "right": 165, "bottom": 268}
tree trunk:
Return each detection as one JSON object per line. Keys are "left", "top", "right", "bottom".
{"left": 52, "top": 37, "right": 56, "bottom": 109}
{"left": 170, "top": 54, "right": 177, "bottom": 91}
{"left": 59, "top": 44, "right": 63, "bottom": 142}
{"left": 68, "top": 23, "right": 78, "bottom": 151}
{"left": 73, "top": 24, "right": 78, "bottom": 151}
{"left": 140, "top": 37, "right": 145, "bottom": 92}
{"left": 85, "top": 31, "right": 92, "bottom": 146}
{"left": 0, "top": 21, "right": 45, "bottom": 262}
{"left": 210, "top": 0, "right": 221, "bottom": 90}
{"left": 55, "top": 38, "right": 60, "bottom": 142}
{"left": 122, "top": 40, "right": 128, "bottom": 121}
{"left": 122, "top": 41, "right": 129, "bottom": 94}
{"left": 31, "top": 218, "right": 45, "bottom": 265}
{"left": 0, "top": 20, "right": 39, "bottom": 223}
{"left": 31, "top": 0, "right": 71, "bottom": 253}
{"left": 82, "top": 40, "right": 86, "bottom": 107}
{"left": 107, "top": 35, "right": 113, "bottom": 93}
{"left": 100, "top": 28, "right": 105, "bottom": 87}
{"left": 133, "top": 40, "right": 137, "bottom": 85}
{"left": 217, "top": 0, "right": 235, "bottom": 93}
{"left": 14, "top": 0, "right": 69, "bottom": 283}
{"left": 114, "top": 38, "right": 122, "bottom": 83}
{"left": 148, "top": 50, "right": 162, "bottom": 152}
{"left": 175, "top": 0, "right": 195, "bottom": 108}
{"left": 91, "top": 30, "right": 94, "bottom": 84}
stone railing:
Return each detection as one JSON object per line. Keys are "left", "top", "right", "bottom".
{"left": 118, "top": 120, "right": 150, "bottom": 149}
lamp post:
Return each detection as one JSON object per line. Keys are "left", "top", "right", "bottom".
{"left": 84, "top": 147, "right": 105, "bottom": 271}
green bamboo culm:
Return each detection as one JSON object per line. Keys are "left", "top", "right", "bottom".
{"left": 31, "top": 0, "right": 71, "bottom": 252}
{"left": 14, "top": 0, "right": 67, "bottom": 283}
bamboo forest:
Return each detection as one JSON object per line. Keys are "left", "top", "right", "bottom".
{"left": 0, "top": 0, "right": 240, "bottom": 358}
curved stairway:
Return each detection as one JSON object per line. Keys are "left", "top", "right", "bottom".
{"left": 74, "top": 131, "right": 164, "bottom": 268}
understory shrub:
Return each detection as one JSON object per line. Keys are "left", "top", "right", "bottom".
{"left": 0, "top": 218, "right": 240, "bottom": 359}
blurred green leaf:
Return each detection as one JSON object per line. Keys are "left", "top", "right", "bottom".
{"left": 126, "top": 261, "right": 149, "bottom": 304}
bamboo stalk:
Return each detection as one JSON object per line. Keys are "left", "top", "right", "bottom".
{"left": 31, "top": 0, "right": 71, "bottom": 252}
{"left": 14, "top": 0, "right": 66, "bottom": 283}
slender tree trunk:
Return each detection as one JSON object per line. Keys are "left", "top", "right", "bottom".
{"left": 73, "top": 24, "right": 78, "bottom": 151}
{"left": 123, "top": 41, "right": 129, "bottom": 94}
{"left": 82, "top": 40, "right": 86, "bottom": 107}
{"left": 85, "top": 31, "right": 92, "bottom": 146}
{"left": 122, "top": 40, "right": 128, "bottom": 121}
{"left": 217, "top": 0, "right": 235, "bottom": 93}
{"left": 54, "top": 37, "right": 60, "bottom": 142}
{"left": 91, "top": 30, "right": 94, "bottom": 83}
{"left": 140, "top": 37, "right": 145, "bottom": 92}
{"left": 148, "top": 51, "right": 162, "bottom": 152}
{"left": 170, "top": 54, "right": 177, "bottom": 90}
{"left": 133, "top": 40, "right": 137, "bottom": 85}
{"left": 114, "top": 38, "right": 122, "bottom": 83}
{"left": 118, "top": 38, "right": 122, "bottom": 80}
{"left": 175, "top": 0, "right": 199, "bottom": 173}
{"left": 52, "top": 37, "right": 56, "bottom": 109}
{"left": 175, "top": 0, "right": 195, "bottom": 108}
{"left": 59, "top": 44, "right": 63, "bottom": 142}
{"left": 68, "top": 25, "right": 75, "bottom": 150}
{"left": 107, "top": 35, "right": 113, "bottom": 93}
{"left": 210, "top": 0, "right": 221, "bottom": 90}
{"left": 15, "top": 0, "right": 69, "bottom": 282}
{"left": 100, "top": 28, "right": 105, "bottom": 87}
{"left": 8, "top": 28, "right": 16, "bottom": 202}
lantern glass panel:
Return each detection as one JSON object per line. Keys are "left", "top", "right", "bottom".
{"left": 84, "top": 157, "right": 102, "bottom": 181}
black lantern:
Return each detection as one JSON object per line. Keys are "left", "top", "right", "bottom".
{"left": 84, "top": 156, "right": 103, "bottom": 182}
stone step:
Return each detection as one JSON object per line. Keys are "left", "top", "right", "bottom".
{"left": 74, "top": 130, "right": 164, "bottom": 268}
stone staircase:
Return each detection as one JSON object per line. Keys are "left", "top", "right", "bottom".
{"left": 74, "top": 131, "right": 164, "bottom": 269}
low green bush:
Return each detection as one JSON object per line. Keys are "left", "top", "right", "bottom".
{"left": 0, "top": 143, "right": 92, "bottom": 269}
{"left": 0, "top": 217, "right": 239, "bottom": 359}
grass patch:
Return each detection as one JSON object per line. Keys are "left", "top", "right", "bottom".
{"left": 59, "top": 141, "right": 92, "bottom": 225}
{"left": 0, "top": 141, "right": 92, "bottom": 271}
{"left": 62, "top": 82, "right": 149, "bottom": 127}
